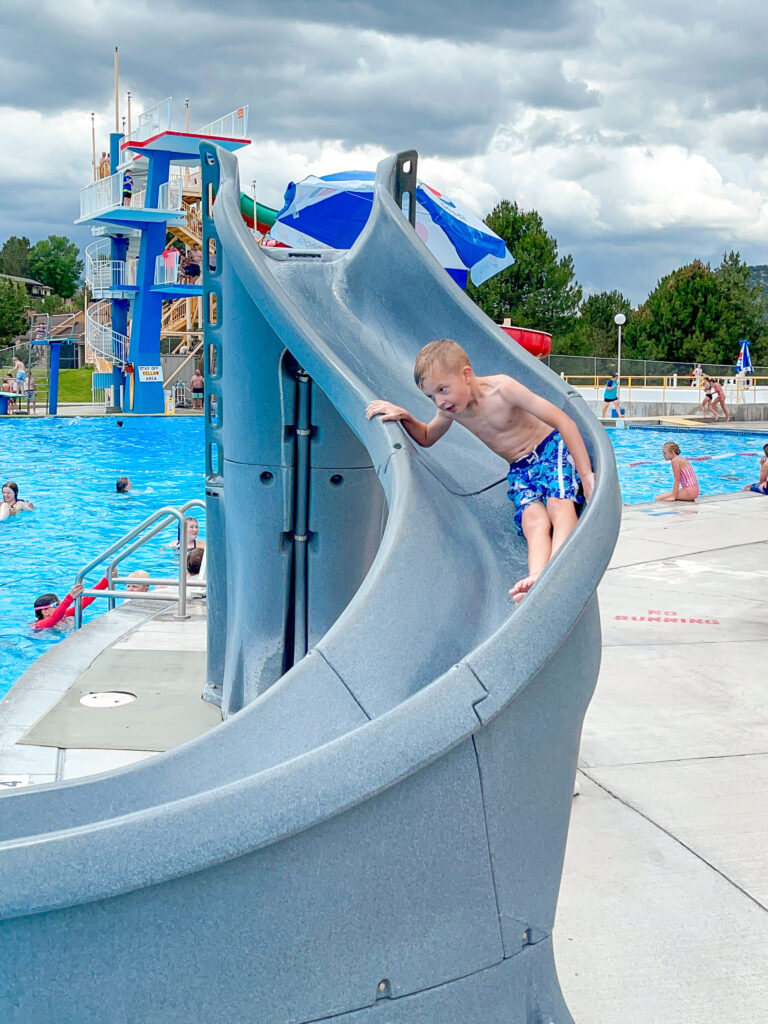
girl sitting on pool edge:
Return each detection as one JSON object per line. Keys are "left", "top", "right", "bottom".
{"left": 655, "top": 442, "right": 699, "bottom": 502}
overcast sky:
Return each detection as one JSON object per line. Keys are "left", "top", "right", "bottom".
{"left": 1, "top": 0, "right": 767, "bottom": 304}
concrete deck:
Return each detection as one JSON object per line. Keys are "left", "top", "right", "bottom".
{"left": 555, "top": 491, "right": 768, "bottom": 1022}
{"left": 0, "top": 595, "right": 214, "bottom": 785}
{"left": 1, "top": 493, "right": 767, "bottom": 1020}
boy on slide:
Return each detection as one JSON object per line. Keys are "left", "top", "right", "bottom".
{"left": 366, "top": 338, "right": 594, "bottom": 603}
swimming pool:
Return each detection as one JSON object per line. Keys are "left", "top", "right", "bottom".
{"left": 608, "top": 425, "right": 768, "bottom": 504}
{"left": 2, "top": 416, "right": 766, "bottom": 701}
{"left": 0, "top": 417, "right": 206, "bottom": 699}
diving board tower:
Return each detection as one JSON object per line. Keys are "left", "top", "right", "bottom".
{"left": 78, "top": 96, "right": 250, "bottom": 413}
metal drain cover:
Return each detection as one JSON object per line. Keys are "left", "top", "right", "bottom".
{"left": 79, "top": 691, "right": 138, "bottom": 708}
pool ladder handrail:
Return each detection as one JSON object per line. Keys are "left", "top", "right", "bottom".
{"left": 73, "top": 499, "right": 205, "bottom": 628}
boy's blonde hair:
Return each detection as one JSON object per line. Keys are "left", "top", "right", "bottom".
{"left": 126, "top": 570, "right": 150, "bottom": 593}
{"left": 414, "top": 339, "right": 471, "bottom": 388}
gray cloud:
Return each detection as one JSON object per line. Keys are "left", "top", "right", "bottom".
{"left": 182, "top": 0, "right": 596, "bottom": 45}
{"left": 520, "top": 66, "right": 602, "bottom": 111}
{"left": 1, "top": 0, "right": 767, "bottom": 308}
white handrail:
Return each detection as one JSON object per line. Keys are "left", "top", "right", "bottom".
{"left": 81, "top": 172, "right": 182, "bottom": 218}
{"left": 199, "top": 105, "right": 249, "bottom": 138}
{"left": 73, "top": 498, "right": 205, "bottom": 626}
{"left": 121, "top": 97, "right": 173, "bottom": 149}
{"left": 86, "top": 240, "right": 137, "bottom": 291}
{"left": 86, "top": 300, "right": 129, "bottom": 367}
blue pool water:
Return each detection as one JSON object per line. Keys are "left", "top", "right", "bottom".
{"left": 0, "top": 417, "right": 206, "bottom": 699}
{"left": 1, "top": 417, "right": 766, "bottom": 701}
{"left": 608, "top": 426, "right": 768, "bottom": 504}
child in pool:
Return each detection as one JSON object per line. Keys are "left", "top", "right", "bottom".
{"left": 1, "top": 481, "right": 35, "bottom": 519}
{"left": 170, "top": 517, "right": 205, "bottom": 552}
{"left": 655, "top": 442, "right": 699, "bottom": 502}
{"left": 366, "top": 337, "right": 594, "bottom": 603}
{"left": 32, "top": 578, "right": 109, "bottom": 630}
{"left": 742, "top": 443, "right": 768, "bottom": 495}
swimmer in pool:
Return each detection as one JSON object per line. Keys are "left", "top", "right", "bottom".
{"left": 170, "top": 517, "right": 205, "bottom": 552}
{"left": 32, "top": 578, "right": 109, "bottom": 630}
{"left": 1, "top": 481, "right": 35, "bottom": 520}
{"left": 742, "top": 443, "right": 768, "bottom": 494}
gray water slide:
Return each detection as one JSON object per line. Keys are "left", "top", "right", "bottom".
{"left": 0, "top": 147, "right": 620, "bottom": 1023}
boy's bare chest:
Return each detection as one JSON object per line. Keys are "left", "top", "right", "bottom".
{"left": 456, "top": 403, "right": 550, "bottom": 461}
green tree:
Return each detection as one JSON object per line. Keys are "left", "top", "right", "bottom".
{"left": 713, "top": 251, "right": 768, "bottom": 361}
{"left": 27, "top": 293, "right": 67, "bottom": 315}
{"left": 558, "top": 290, "right": 633, "bottom": 356}
{"left": 0, "top": 235, "right": 31, "bottom": 278}
{"left": 68, "top": 285, "right": 90, "bottom": 312}
{"left": 28, "top": 235, "right": 84, "bottom": 298}
{"left": 0, "top": 278, "right": 28, "bottom": 343}
{"left": 467, "top": 201, "right": 582, "bottom": 341}
{"left": 623, "top": 260, "right": 723, "bottom": 363}
{"left": 624, "top": 254, "right": 768, "bottom": 365}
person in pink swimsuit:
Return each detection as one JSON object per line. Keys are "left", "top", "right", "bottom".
{"left": 655, "top": 441, "right": 699, "bottom": 502}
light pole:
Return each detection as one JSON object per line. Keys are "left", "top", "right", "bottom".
{"left": 614, "top": 313, "right": 626, "bottom": 400}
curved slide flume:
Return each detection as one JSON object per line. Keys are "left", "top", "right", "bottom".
{"left": 0, "top": 148, "right": 620, "bottom": 1023}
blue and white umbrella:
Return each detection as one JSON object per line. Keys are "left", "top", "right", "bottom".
{"left": 269, "top": 171, "right": 514, "bottom": 288}
{"left": 736, "top": 339, "right": 754, "bottom": 374}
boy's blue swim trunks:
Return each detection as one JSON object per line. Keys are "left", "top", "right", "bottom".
{"left": 507, "top": 430, "right": 583, "bottom": 535}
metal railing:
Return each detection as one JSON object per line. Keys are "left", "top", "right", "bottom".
{"left": 563, "top": 373, "right": 768, "bottom": 405}
{"left": 74, "top": 499, "right": 206, "bottom": 627}
{"left": 80, "top": 171, "right": 181, "bottom": 219}
{"left": 161, "top": 295, "right": 202, "bottom": 336}
{"left": 86, "top": 300, "right": 129, "bottom": 366}
{"left": 120, "top": 97, "right": 173, "bottom": 150}
{"left": 91, "top": 370, "right": 113, "bottom": 407}
{"left": 86, "top": 240, "right": 138, "bottom": 292}
{"left": 200, "top": 104, "right": 249, "bottom": 139}
{"left": 547, "top": 352, "right": 768, "bottom": 382}
{"left": 172, "top": 381, "right": 193, "bottom": 408}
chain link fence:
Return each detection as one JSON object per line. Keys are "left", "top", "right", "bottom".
{"left": 545, "top": 353, "right": 767, "bottom": 382}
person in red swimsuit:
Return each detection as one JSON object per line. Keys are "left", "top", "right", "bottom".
{"left": 32, "top": 578, "right": 109, "bottom": 630}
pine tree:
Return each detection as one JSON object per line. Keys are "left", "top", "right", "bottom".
{"left": 467, "top": 201, "right": 582, "bottom": 341}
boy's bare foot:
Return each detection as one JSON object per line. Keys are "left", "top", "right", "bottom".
{"left": 510, "top": 573, "right": 540, "bottom": 604}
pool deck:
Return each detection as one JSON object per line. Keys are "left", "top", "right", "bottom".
{"left": 0, "top": 402, "right": 204, "bottom": 418}
{"left": 0, "top": 594, "right": 215, "bottom": 784}
{"left": 1, "top": 492, "right": 767, "bottom": 1020}
{"left": 556, "top": 490, "right": 768, "bottom": 1022}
